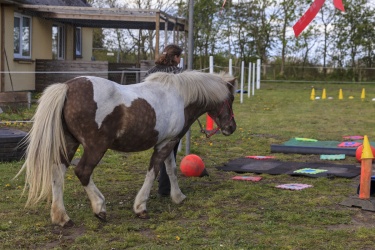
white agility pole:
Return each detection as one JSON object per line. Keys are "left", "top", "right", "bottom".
{"left": 177, "top": 58, "right": 185, "bottom": 152}
{"left": 204, "top": 56, "right": 215, "bottom": 132}
{"left": 256, "top": 58, "right": 261, "bottom": 89}
{"left": 229, "top": 58, "right": 233, "bottom": 76}
{"left": 240, "top": 61, "right": 244, "bottom": 104}
{"left": 179, "top": 57, "right": 184, "bottom": 69}
{"left": 248, "top": 62, "right": 251, "bottom": 98}
{"left": 252, "top": 61, "right": 255, "bottom": 96}
{"left": 229, "top": 59, "right": 232, "bottom": 75}
{"left": 209, "top": 56, "right": 214, "bottom": 74}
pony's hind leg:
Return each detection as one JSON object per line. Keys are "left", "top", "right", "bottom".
{"left": 74, "top": 148, "right": 107, "bottom": 221}
{"left": 51, "top": 163, "right": 72, "bottom": 227}
{"left": 133, "top": 169, "right": 156, "bottom": 218}
{"left": 83, "top": 175, "right": 106, "bottom": 221}
{"left": 51, "top": 135, "right": 79, "bottom": 227}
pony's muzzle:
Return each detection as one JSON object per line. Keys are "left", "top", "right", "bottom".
{"left": 221, "top": 122, "right": 236, "bottom": 136}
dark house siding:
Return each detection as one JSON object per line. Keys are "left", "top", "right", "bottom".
{"left": 13, "top": 0, "right": 90, "bottom": 6}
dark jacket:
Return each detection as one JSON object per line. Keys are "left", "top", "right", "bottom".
{"left": 145, "top": 65, "right": 183, "bottom": 77}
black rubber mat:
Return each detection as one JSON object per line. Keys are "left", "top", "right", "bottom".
{"left": 216, "top": 158, "right": 360, "bottom": 178}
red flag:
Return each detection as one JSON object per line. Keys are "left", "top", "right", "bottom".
{"left": 293, "top": 0, "right": 326, "bottom": 37}
{"left": 334, "top": 0, "right": 345, "bottom": 11}
{"left": 293, "top": 0, "right": 345, "bottom": 37}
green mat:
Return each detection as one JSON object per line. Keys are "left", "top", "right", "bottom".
{"left": 270, "top": 138, "right": 371, "bottom": 156}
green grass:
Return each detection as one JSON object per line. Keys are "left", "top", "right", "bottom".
{"left": 2, "top": 82, "right": 375, "bottom": 249}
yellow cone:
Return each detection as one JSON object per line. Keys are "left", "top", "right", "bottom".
{"left": 361, "top": 135, "right": 374, "bottom": 159}
{"left": 322, "top": 88, "right": 326, "bottom": 100}
{"left": 310, "top": 88, "right": 315, "bottom": 101}
{"left": 339, "top": 89, "right": 343, "bottom": 100}
{"left": 361, "top": 88, "right": 365, "bottom": 100}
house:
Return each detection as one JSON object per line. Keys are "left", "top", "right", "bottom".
{"left": 1, "top": 0, "right": 93, "bottom": 92}
{"left": 0, "top": 0, "right": 186, "bottom": 94}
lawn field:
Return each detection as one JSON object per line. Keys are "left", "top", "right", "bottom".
{"left": 1, "top": 82, "right": 375, "bottom": 249}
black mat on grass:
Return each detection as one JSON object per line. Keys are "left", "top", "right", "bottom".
{"left": 216, "top": 158, "right": 360, "bottom": 178}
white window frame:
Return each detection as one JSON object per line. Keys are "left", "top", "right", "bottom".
{"left": 52, "top": 24, "right": 65, "bottom": 60}
{"left": 75, "top": 27, "right": 82, "bottom": 57}
{"left": 14, "top": 13, "right": 32, "bottom": 59}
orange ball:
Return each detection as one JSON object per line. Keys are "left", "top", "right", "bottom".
{"left": 355, "top": 145, "right": 375, "bottom": 162}
{"left": 180, "top": 154, "right": 206, "bottom": 177}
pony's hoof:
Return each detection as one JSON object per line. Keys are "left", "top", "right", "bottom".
{"left": 95, "top": 212, "right": 107, "bottom": 222}
{"left": 172, "top": 194, "right": 187, "bottom": 204}
{"left": 136, "top": 211, "right": 150, "bottom": 219}
{"left": 63, "top": 220, "right": 75, "bottom": 228}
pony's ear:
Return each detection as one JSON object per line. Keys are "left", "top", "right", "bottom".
{"left": 219, "top": 71, "right": 237, "bottom": 94}
{"left": 227, "top": 76, "right": 237, "bottom": 94}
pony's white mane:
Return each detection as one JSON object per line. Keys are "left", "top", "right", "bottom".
{"left": 144, "top": 71, "right": 235, "bottom": 107}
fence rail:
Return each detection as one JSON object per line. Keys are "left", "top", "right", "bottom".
{"left": 263, "top": 64, "right": 375, "bottom": 83}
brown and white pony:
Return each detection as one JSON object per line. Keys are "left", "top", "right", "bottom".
{"left": 16, "top": 71, "right": 236, "bottom": 227}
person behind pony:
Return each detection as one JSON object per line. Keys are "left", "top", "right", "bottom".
{"left": 145, "top": 44, "right": 184, "bottom": 197}
{"left": 145, "top": 44, "right": 184, "bottom": 77}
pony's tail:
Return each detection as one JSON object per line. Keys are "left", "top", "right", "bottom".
{"left": 15, "top": 83, "right": 69, "bottom": 207}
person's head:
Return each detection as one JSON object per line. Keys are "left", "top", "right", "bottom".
{"left": 155, "top": 44, "right": 183, "bottom": 66}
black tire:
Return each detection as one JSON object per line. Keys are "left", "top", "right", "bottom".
{"left": 0, "top": 127, "right": 27, "bottom": 162}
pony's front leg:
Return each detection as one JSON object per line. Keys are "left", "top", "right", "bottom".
{"left": 133, "top": 170, "right": 156, "bottom": 218}
{"left": 164, "top": 152, "right": 186, "bottom": 204}
{"left": 51, "top": 164, "right": 73, "bottom": 227}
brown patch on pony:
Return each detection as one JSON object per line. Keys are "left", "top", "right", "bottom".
{"left": 64, "top": 77, "right": 159, "bottom": 153}
{"left": 109, "top": 99, "right": 159, "bottom": 152}
{"left": 63, "top": 78, "right": 98, "bottom": 144}
{"left": 63, "top": 78, "right": 104, "bottom": 186}
{"left": 63, "top": 77, "right": 160, "bottom": 185}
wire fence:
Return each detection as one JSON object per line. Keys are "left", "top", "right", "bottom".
{"left": 262, "top": 64, "right": 375, "bottom": 84}
{"left": 206, "top": 63, "right": 375, "bottom": 84}
{"left": 2, "top": 62, "right": 375, "bottom": 93}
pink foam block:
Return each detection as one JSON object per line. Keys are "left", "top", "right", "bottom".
{"left": 232, "top": 176, "right": 262, "bottom": 182}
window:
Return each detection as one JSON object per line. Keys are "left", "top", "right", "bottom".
{"left": 14, "top": 13, "right": 31, "bottom": 59}
{"left": 75, "top": 27, "right": 82, "bottom": 57}
{"left": 52, "top": 24, "right": 65, "bottom": 60}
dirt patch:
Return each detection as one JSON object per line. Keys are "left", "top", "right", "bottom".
{"left": 43, "top": 225, "right": 86, "bottom": 249}
{"left": 139, "top": 228, "right": 157, "bottom": 239}
{"left": 327, "top": 210, "right": 375, "bottom": 230}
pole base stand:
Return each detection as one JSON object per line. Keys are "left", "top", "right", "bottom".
{"left": 340, "top": 196, "right": 375, "bottom": 211}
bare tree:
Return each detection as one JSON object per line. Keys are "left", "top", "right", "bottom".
{"left": 276, "top": 0, "right": 297, "bottom": 77}
{"left": 317, "top": 2, "right": 335, "bottom": 78}
{"left": 332, "top": 0, "right": 375, "bottom": 82}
